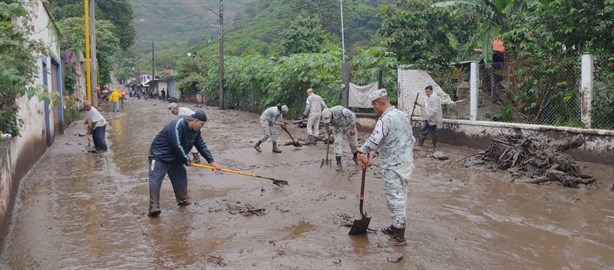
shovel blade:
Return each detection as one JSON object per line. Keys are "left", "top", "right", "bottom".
{"left": 348, "top": 215, "right": 371, "bottom": 235}
{"left": 292, "top": 142, "right": 302, "bottom": 147}
{"left": 321, "top": 159, "right": 332, "bottom": 169}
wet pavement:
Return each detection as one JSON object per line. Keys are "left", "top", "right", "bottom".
{"left": 1, "top": 97, "right": 613, "bottom": 269}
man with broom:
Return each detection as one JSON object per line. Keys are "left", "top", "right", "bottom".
{"left": 357, "top": 89, "right": 415, "bottom": 246}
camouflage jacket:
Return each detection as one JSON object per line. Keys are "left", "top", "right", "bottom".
{"left": 360, "top": 107, "right": 415, "bottom": 173}
{"left": 303, "top": 94, "right": 328, "bottom": 116}
{"left": 260, "top": 106, "right": 284, "bottom": 125}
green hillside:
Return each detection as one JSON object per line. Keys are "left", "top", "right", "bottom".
{"left": 192, "top": 0, "right": 388, "bottom": 58}
{"left": 131, "top": 0, "right": 256, "bottom": 69}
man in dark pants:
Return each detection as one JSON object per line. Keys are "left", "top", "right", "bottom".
{"left": 83, "top": 100, "right": 107, "bottom": 152}
{"left": 415, "top": 85, "right": 443, "bottom": 148}
{"left": 147, "top": 110, "right": 222, "bottom": 217}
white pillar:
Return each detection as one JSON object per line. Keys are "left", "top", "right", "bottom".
{"left": 580, "top": 54, "right": 593, "bottom": 129}
{"left": 470, "top": 62, "right": 478, "bottom": 121}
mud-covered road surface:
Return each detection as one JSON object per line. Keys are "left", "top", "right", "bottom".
{"left": 1, "top": 97, "right": 613, "bottom": 269}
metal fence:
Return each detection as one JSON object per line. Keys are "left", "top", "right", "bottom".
{"left": 475, "top": 57, "right": 582, "bottom": 126}
{"left": 592, "top": 56, "right": 614, "bottom": 129}
{"left": 411, "top": 55, "right": 613, "bottom": 130}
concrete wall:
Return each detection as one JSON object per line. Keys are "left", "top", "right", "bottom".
{"left": 356, "top": 117, "right": 614, "bottom": 166}
{"left": 386, "top": 58, "right": 613, "bottom": 165}
{"left": 0, "top": 1, "right": 62, "bottom": 242}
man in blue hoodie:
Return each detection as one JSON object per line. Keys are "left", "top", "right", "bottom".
{"left": 147, "top": 110, "right": 222, "bottom": 217}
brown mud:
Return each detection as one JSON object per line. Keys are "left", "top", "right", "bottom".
{"left": 0, "top": 97, "right": 613, "bottom": 269}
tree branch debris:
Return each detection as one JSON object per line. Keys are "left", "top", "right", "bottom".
{"left": 474, "top": 134, "right": 596, "bottom": 188}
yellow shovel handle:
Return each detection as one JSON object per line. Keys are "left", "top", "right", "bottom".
{"left": 192, "top": 163, "right": 289, "bottom": 187}
{"left": 192, "top": 163, "right": 255, "bottom": 177}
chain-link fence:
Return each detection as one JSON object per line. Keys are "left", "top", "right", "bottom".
{"left": 399, "top": 55, "right": 612, "bottom": 130}
{"left": 476, "top": 56, "right": 582, "bottom": 126}
{"left": 440, "top": 63, "right": 471, "bottom": 120}
{"left": 592, "top": 56, "right": 614, "bottom": 129}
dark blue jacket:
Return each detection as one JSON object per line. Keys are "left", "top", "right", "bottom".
{"left": 149, "top": 117, "right": 214, "bottom": 164}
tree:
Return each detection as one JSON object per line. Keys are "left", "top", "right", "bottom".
{"left": 96, "top": 0, "right": 135, "bottom": 50}
{"left": 528, "top": 0, "right": 613, "bottom": 56}
{"left": 379, "top": 0, "right": 476, "bottom": 71}
{"left": 48, "top": 0, "right": 135, "bottom": 50}
{"left": 281, "top": 15, "right": 327, "bottom": 55}
{"left": 432, "top": 0, "right": 527, "bottom": 66}
{"left": 498, "top": 0, "right": 614, "bottom": 126}
{"left": 0, "top": 0, "right": 45, "bottom": 136}
{"left": 58, "top": 18, "right": 119, "bottom": 85}
{"left": 351, "top": 46, "right": 398, "bottom": 102}
{"left": 291, "top": 0, "right": 340, "bottom": 36}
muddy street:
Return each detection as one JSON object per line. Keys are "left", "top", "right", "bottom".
{"left": 1, "top": 98, "right": 613, "bottom": 269}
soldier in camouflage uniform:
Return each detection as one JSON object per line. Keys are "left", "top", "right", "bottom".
{"left": 254, "top": 105, "right": 289, "bottom": 153}
{"left": 302, "top": 88, "right": 328, "bottom": 145}
{"left": 358, "top": 89, "right": 415, "bottom": 246}
{"left": 321, "top": 106, "right": 359, "bottom": 171}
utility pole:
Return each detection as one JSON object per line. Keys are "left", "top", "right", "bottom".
{"left": 152, "top": 41, "right": 155, "bottom": 82}
{"left": 340, "top": 0, "right": 350, "bottom": 107}
{"left": 340, "top": 0, "right": 346, "bottom": 62}
{"left": 84, "top": 0, "right": 91, "bottom": 102}
{"left": 90, "top": 0, "right": 98, "bottom": 106}
{"left": 219, "top": 0, "right": 225, "bottom": 110}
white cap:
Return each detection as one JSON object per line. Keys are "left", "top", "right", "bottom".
{"left": 281, "top": 105, "right": 289, "bottom": 113}
{"left": 368, "top": 89, "right": 388, "bottom": 102}
{"left": 167, "top": 102, "right": 178, "bottom": 110}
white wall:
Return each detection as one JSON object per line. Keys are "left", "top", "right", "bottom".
{"left": 0, "top": 1, "right": 62, "bottom": 238}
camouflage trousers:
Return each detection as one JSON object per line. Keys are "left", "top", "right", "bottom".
{"left": 333, "top": 128, "right": 358, "bottom": 156}
{"left": 382, "top": 165, "right": 413, "bottom": 229}
{"left": 307, "top": 114, "right": 321, "bottom": 137}
{"left": 259, "top": 120, "right": 277, "bottom": 143}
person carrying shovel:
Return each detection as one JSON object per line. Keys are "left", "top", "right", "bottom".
{"left": 357, "top": 89, "right": 415, "bottom": 246}
{"left": 321, "top": 106, "right": 359, "bottom": 171}
{"left": 147, "top": 110, "right": 222, "bottom": 217}
{"left": 253, "top": 105, "right": 289, "bottom": 153}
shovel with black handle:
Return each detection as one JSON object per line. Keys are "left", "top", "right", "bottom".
{"left": 320, "top": 134, "right": 332, "bottom": 168}
{"left": 280, "top": 124, "right": 302, "bottom": 147}
{"left": 348, "top": 153, "right": 371, "bottom": 235}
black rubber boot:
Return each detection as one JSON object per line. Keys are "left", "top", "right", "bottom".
{"left": 253, "top": 140, "right": 263, "bottom": 153}
{"left": 381, "top": 225, "right": 394, "bottom": 235}
{"left": 335, "top": 156, "right": 342, "bottom": 171}
{"left": 432, "top": 136, "right": 438, "bottom": 148}
{"left": 352, "top": 152, "right": 359, "bottom": 165}
{"left": 391, "top": 227, "right": 407, "bottom": 246}
{"left": 272, "top": 142, "right": 282, "bottom": 153}
{"left": 417, "top": 135, "right": 426, "bottom": 146}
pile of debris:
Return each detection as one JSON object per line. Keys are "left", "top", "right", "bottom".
{"left": 225, "top": 203, "right": 266, "bottom": 216}
{"left": 476, "top": 134, "right": 596, "bottom": 188}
